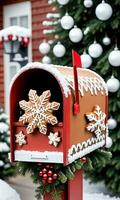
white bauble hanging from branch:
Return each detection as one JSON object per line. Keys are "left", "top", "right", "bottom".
{"left": 57, "top": 0, "right": 69, "bottom": 5}
{"left": 95, "top": 0, "right": 113, "bottom": 21}
{"left": 105, "top": 136, "right": 112, "bottom": 148}
{"left": 53, "top": 41, "right": 66, "bottom": 57}
{"left": 42, "top": 56, "right": 51, "bottom": 64}
{"left": 108, "top": 47, "right": 120, "bottom": 67}
{"left": 81, "top": 51, "right": 92, "bottom": 68}
{"left": 108, "top": 118, "right": 117, "bottom": 130}
{"left": 102, "top": 36, "right": 111, "bottom": 46}
{"left": 107, "top": 75, "right": 120, "bottom": 93}
{"left": 69, "top": 25, "right": 83, "bottom": 43}
{"left": 61, "top": 13, "right": 74, "bottom": 30}
{"left": 83, "top": 0, "right": 93, "bottom": 8}
{"left": 48, "top": 0, "right": 54, "bottom": 4}
{"left": 39, "top": 41, "right": 50, "bottom": 55}
{"left": 88, "top": 41, "right": 103, "bottom": 58}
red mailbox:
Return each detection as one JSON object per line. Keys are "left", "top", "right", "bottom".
{"left": 10, "top": 62, "right": 110, "bottom": 166}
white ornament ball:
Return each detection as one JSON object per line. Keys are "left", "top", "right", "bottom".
{"left": 107, "top": 76, "right": 120, "bottom": 93}
{"left": 57, "top": 0, "right": 69, "bottom": 5}
{"left": 108, "top": 118, "right": 117, "bottom": 130}
{"left": 48, "top": 0, "right": 54, "bottom": 4}
{"left": 88, "top": 41, "right": 103, "bottom": 58}
{"left": 95, "top": 1, "right": 113, "bottom": 21}
{"left": 105, "top": 137, "right": 112, "bottom": 148}
{"left": 69, "top": 26, "right": 83, "bottom": 43}
{"left": 39, "top": 41, "right": 50, "bottom": 55}
{"left": 102, "top": 36, "right": 111, "bottom": 46}
{"left": 61, "top": 13, "right": 74, "bottom": 30}
{"left": 108, "top": 48, "right": 120, "bottom": 67}
{"left": 53, "top": 42, "right": 66, "bottom": 58}
{"left": 81, "top": 52, "right": 92, "bottom": 68}
{"left": 42, "top": 56, "right": 51, "bottom": 64}
{"left": 0, "top": 160, "right": 4, "bottom": 167}
{"left": 84, "top": 0, "right": 93, "bottom": 8}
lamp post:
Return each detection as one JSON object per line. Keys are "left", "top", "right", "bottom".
{"left": 0, "top": 26, "right": 30, "bottom": 67}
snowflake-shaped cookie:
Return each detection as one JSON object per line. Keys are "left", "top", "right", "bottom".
{"left": 15, "top": 131, "right": 26, "bottom": 146}
{"left": 85, "top": 105, "right": 106, "bottom": 137}
{"left": 19, "top": 90, "right": 60, "bottom": 134}
{"left": 48, "top": 132, "right": 61, "bottom": 147}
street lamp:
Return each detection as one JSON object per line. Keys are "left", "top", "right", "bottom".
{"left": 3, "top": 39, "right": 20, "bottom": 54}
{"left": 0, "top": 26, "right": 30, "bottom": 66}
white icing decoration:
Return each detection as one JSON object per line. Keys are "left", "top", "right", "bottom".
{"left": 86, "top": 105, "right": 106, "bottom": 137}
{"left": 15, "top": 131, "right": 26, "bottom": 146}
{"left": 68, "top": 134, "right": 105, "bottom": 164}
{"left": 67, "top": 76, "right": 108, "bottom": 96}
{"left": 10, "top": 63, "right": 108, "bottom": 100}
{"left": 48, "top": 132, "right": 61, "bottom": 147}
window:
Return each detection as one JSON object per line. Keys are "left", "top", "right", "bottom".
{"left": 3, "top": 2, "right": 32, "bottom": 114}
{"left": 10, "top": 17, "right": 18, "bottom": 26}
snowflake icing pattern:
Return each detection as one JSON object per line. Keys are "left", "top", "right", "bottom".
{"left": 85, "top": 105, "right": 106, "bottom": 137}
{"left": 19, "top": 90, "right": 60, "bottom": 134}
{"left": 48, "top": 132, "right": 61, "bottom": 147}
{"left": 15, "top": 131, "right": 26, "bottom": 146}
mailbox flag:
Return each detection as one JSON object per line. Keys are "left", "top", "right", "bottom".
{"left": 72, "top": 50, "right": 82, "bottom": 115}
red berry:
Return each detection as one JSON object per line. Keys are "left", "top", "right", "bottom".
{"left": 42, "top": 168, "right": 47, "bottom": 174}
{"left": 50, "top": 165, "right": 53, "bottom": 169}
{"left": 43, "top": 174, "right": 47, "bottom": 180}
{"left": 48, "top": 170, "right": 53, "bottom": 177}
{"left": 81, "top": 157, "right": 87, "bottom": 164}
{"left": 39, "top": 171, "right": 43, "bottom": 177}
{"left": 37, "top": 163, "right": 42, "bottom": 166}
{"left": 42, "top": 179, "right": 46, "bottom": 184}
{"left": 53, "top": 173, "right": 58, "bottom": 180}
{"left": 47, "top": 177, "right": 53, "bottom": 184}
{"left": 46, "top": 165, "right": 50, "bottom": 168}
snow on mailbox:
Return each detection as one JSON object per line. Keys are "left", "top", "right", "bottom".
{"left": 10, "top": 61, "right": 111, "bottom": 165}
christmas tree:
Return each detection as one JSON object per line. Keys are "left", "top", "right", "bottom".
{"left": 39, "top": 0, "right": 120, "bottom": 194}
{"left": 0, "top": 107, "right": 15, "bottom": 179}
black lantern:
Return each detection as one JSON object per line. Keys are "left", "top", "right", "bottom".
{"left": 0, "top": 26, "right": 30, "bottom": 67}
{"left": 3, "top": 40, "right": 20, "bottom": 54}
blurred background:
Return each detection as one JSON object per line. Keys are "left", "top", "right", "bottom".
{"left": 0, "top": 0, "right": 120, "bottom": 199}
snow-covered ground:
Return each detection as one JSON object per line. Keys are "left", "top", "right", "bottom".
{"left": 84, "top": 193, "right": 119, "bottom": 200}
{"left": 84, "top": 179, "right": 120, "bottom": 200}
{"left": 0, "top": 179, "right": 21, "bottom": 200}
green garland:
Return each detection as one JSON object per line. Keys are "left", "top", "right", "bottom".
{"left": 17, "top": 149, "right": 111, "bottom": 200}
